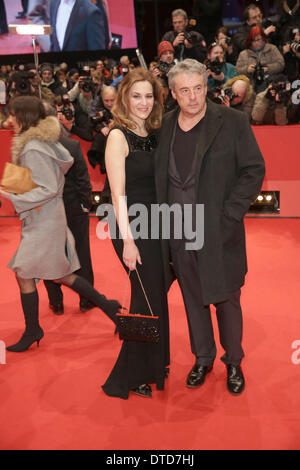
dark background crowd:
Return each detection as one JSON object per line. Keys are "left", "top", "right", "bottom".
{"left": 0, "top": 0, "right": 299, "bottom": 175}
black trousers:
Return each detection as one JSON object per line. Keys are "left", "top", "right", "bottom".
{"left": 170, "top": 243, "right": 244, "bottom": 366}
{"left": 44, "top": 209, "right": 94, "bottom": 305}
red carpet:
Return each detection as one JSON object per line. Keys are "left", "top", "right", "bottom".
{"left": 0, "top": 216, "right": 300, "bottom": 450}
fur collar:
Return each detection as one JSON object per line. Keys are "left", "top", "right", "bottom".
{"left": 11, "top": 116, "right": 61, "bottom": 165}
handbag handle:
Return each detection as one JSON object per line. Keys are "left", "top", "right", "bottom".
{"left": 121, "top": 267, "right": 155, "bottom": 317}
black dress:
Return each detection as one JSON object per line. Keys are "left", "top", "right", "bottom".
{"left": 102, "top": 127, "right": 170, "bottom": 399}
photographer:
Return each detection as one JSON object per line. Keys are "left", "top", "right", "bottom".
{"left": 161, "top": 9, "right": 207, "bottom": 62}
{"left": 40, "top": 63, "right": 67, "bottom": 96}
{"left": 87, "top": 86, "right": 116, "bottom": 173}
{"left": 54, "top": 94, "right": 93, "bottom": 141}
{"left": 151, "top": 41, "right": 177, "bottom": 113}
{"left": 236, "top": 26, "right": 285, "bottom": 93}
{"left": 233, "top": 3, "right": 282, "bottom": 54}
{"left": 210, "top": 75, "right": 256, "bottom": 121}
{"left": 205, "top": 42, "right": 237, "bottom": 93}
{"left": 215, "top": 27, "right": 239, "bottom": 65}
{"left": 252, "top": 74, "right": 290, "bottom": 125}
{"left": 67, "top": 73, "right": 97, "bottom": 141}
{"left": 282, "top": 28, "right": 300, "bottom": 122}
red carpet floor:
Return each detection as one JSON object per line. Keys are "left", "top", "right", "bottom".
{"left": 0, "top": 216, "right": 300, "bottom": 450}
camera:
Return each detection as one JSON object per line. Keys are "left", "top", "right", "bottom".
{"left": 206, "top": 57, "right": 223, "bottom": 75}
{"left": 291, "top": 41, "right": 300, "bottom": 53}
{"left": 60, "top": 94, "right": 74, "bottom": 121}
{"left": 156, "top": 61, "right": 173, "bottom": 77}
{"left": 266, "top": 79, "right": 291, "bottom": 105}
{"left": 91, "top": 107, "right": 112, "bottom": 132}
{"left": 253, "top": 63, "right": 265, "bottom": 85}
{"left": 225, "top": 36, "right": 232, "bottom": 47}
{"left": 79, "top": 77, "right": 94, "bottom": 93}
{"left": 211, "top": 86, "right": 238, "bottom": 105}
{"left": 11, "top": 71, "right": 35, "bottom": 95}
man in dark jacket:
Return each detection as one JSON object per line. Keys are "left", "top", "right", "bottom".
{"left": 155, "top": 59, "right": 265, "bottom": 395}
{"left": 50, "top": 0, "right": 109, "bottom": 52}
{"left": 233, "top": 3, "right": 281, "bottom": 53}
{"left": 43, "top": 102, "right": 94, "bottom": 313}
{"left": 161, "top": 8, "right": 207, "bottom": 63}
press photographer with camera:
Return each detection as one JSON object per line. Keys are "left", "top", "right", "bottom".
{"left": 67, "top": 71, "right": 97, "bottom": 141}
{"left": 210, "top": 75, "right": 256, "bottom": 121}
{"left": 40, "top": 63, "right": 67, "bottom": 96}
{"left": 252, "top": 73, "right": 290, "bottom": 125}
{"left": 233, "top": 4, "right": 281, "bottom": 54}
{"left": 87, "top": 86, "right": 116, "bottom": 173}
{"left": 236, "top": 26, "right": 285, "bottom": 93}
{"left": 215, "top": 27, "right": 239, "bottom": 65}
{"left": 54, "top": 93, "right": 93, "bottom": 141}
{"left": 282, "top": 28, "right": 300, "bottom": 122}
{"left": 205, "top": 42, "right": 237, "bottom": 93}
{"left": 151, "top": 41, "right": 177, "bottom": 113}
{"left": 161, "top": 9, "right": 207, "bottom": 62}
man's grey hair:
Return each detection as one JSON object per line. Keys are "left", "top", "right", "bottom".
{"left": 167, "top": 59, "right": 208, "bottom": 91}
{"left": 172, "top": 9, "right": 187, "bottom": 20}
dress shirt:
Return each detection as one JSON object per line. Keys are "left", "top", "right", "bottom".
{"left": 56, "top": 0, "right": 76, "bottom": 50}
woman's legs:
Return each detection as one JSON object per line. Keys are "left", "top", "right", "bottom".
{"left": 6, "top": 275, "right": 44, "bottom": 352}
{"left": 54, "top": 273, "right": 121, "bottom": 323}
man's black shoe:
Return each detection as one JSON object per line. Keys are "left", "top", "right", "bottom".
{"left": 226, "top": 364, "right": 245, "bottom": 395}
{"left": 79, "top": 300, "right": 95, "bottom": 312}
{"left": 16, "top": 11, "right": 27, "bottom": 19}
{"left": 49, "top": 303, "right": 64, "bottom": 315}
{"left": 186, "top": 364, "right": 213, "bottom": 388}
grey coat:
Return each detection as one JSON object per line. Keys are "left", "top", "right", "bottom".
{"left": 8, "top": 116, "right": 80, "bottom": 279}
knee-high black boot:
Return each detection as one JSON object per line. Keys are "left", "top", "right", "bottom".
{"left": 6, "top": 291, "right": 44, "bottom": 352}
{"left": 68, "top": 276, "right": 121, "bottom": 325}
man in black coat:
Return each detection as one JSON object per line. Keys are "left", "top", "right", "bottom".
{"left": 155, "top": 59, "right": 265, "bottom": 395}
{"left": 161, "top": 8, "right": 207, "bottom": 63}
{"left": 43, "top": 102, "right": 94, "bottom": 313}
{"left": 50, "top": 0, "right": 109, "bottom": 52}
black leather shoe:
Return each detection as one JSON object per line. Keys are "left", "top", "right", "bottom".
{"left": 226, "top": 365, "right": 245, "bottom": 395}
{"left": 16, "top": 11, "right": 27, "bottom": 19}
{"left": 131, "top": 384, "right": 152, "bottom": 397}
{"left": 79, "top": 300, "right": 95, "bottom": 312}
{"left": 49, "top": 303, "right": 64, "bottom": 315}
{"left": 186, "top": 364, "right": 213, "bottom": 388}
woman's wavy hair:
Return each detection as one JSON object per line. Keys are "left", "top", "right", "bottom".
{"left": 8, "top": 95, "right": 46, "bottom": 133}
{"left": 112, "top": 67, "right": 164, "bottom": 133}
{"left": 246, "top": 25, "right": 267, "bottom": 49}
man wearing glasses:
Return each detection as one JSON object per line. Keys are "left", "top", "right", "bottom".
{"left": 233, "top": 3, "right": 278, "bottom": 53}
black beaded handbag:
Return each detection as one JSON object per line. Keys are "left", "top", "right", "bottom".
{"left": 116, "top": 268, "right": 160, "bottom": 343}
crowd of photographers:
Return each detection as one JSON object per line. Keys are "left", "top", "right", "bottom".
{"left": 0, "top": 3, "right": 299, "bottom": 174}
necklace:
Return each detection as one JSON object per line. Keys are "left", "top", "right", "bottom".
{"left": 283, "top": 0, "right": 300, "bottom": 16}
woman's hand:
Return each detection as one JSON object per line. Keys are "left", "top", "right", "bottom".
{"left": 123, "top": 239, "right": 142, "bottom": 271}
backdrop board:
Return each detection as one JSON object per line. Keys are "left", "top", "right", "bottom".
{"left": 0, "top": 0, "right": 137, "bottom": 58}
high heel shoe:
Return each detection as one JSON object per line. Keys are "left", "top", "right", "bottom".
{"left": 6, "top": 328, "right": 44, "bottom": 352}
{"left": 131, "top": 384, "right": 152, "bottom": 397}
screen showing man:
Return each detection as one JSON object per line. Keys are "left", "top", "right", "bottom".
{"left": 0, "top": 0, "right": 137, "bottom": 54}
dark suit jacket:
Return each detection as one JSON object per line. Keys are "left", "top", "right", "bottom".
{"left": 50, "top": 0, "right": 109, "bottom": 52}
{"left": 60, "top": 135, "right": 92, "bottom": 212}
{"left": 155, "top": 100, "right": 265, "bottom": 304}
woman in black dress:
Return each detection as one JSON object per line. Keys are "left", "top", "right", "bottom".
{"left": 102, "top": 68, "right": 170, "bottom": 399}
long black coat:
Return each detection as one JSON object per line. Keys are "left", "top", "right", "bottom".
{"left": 155, "top": 100, "right": 265, "bottom": 305}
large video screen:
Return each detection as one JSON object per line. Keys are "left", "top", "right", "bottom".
{"left": 0, "top": 0, "right": 137, "bottom": 55}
